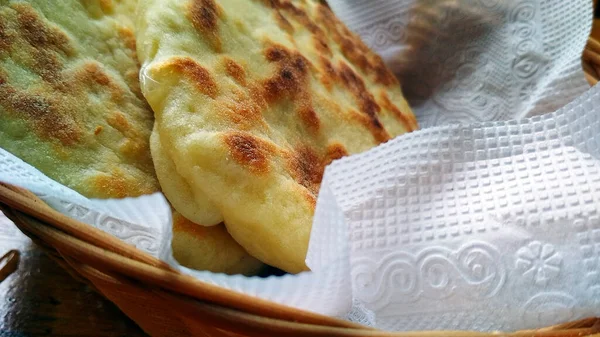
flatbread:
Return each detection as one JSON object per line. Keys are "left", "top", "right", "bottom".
{"left": 150, "top": 124, "right": 223, "bottom": 225}
{"left": 0, "top": 0, "right": 157, "bottom": 198}
{"left": 0, "top": 0, "right": 262, "bottom": 275}
{"left": 171, "top": 211, "right": 265, "bottom": 275}
{"left": 153, "top": 129, "right": 262, "bottom": 274}
{"left": 137, "top": 0, "right": 418, "bottom": 273}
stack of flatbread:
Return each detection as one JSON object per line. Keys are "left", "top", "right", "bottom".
{"left": 0, "top": 0, "right": 417, "bottom": 274}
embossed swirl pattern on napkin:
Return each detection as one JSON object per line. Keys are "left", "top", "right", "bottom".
{"left": 327, "top": 0, "right": 592, "bottom": 127}
{"left": 318, "top": 84, "right": 600, "bottom": 331}
{"left": 0, "top": 149, "right": 168, "bottom": 258}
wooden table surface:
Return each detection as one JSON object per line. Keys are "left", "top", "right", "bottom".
{"left": 0, "top": 211, "right": 148, "bottom": 337}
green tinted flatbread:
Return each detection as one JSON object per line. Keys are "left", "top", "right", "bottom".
{"left": 0, "top": 0, "right": 157, "bottom": 198}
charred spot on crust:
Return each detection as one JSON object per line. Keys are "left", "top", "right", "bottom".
{"left": 71, "top": 62, "right": 125, "bottom": 102}
{"left": 94, "top": 126, "right": 103, "bottom": 135}
{"left": 326, "top": 143, "right": 348, "bottom": 163}
{"left": 223, "top": 57, "right": 246, "bottom": 85}
{"left": 188, "top": 0, "right": 223, "bottom": 52}
{"left": 273, "top": 9, "right": 294, "bottom": 34}
{"left": 298, "top": 106, "right": 319, "bottom": 133}
{"left": 263, "top": 44, "right": 320, "bottom": 132}
{"left": 83, "top": 63, "right": 111, "bottom": 86}
{"left": 118, "top": 26, "right": 137, "bottom": 55}
{"left": 263, "top": 45, "right": 307, "bottom": 101}
{"left": 0, "top": 85, "right": 81, "bottom": 145}
{"left": 288, "top": 146, "right": 324, "bottom": 195}
{"left": 89, "top": 168, "right": 154, "bottom": 198}
{"left": 107, "top": 112, "right": 130, "bottom": 133}
{"left": 15, "top": 4, "right": 72, "bottom": 55}
{"left": 219, "top": 85, "right": 268, "bottom": 128}
{"left": 313, "top": 36, "right": 332, "bottom": 57}
{"left": 99, "top": 0, "right": 114, "bottom": 13}
{"left": 379, "top": 91, "right": 418, "bottom": 132}
{"left": 32, "top": 49, "right": 64, "bottom": 84}
{"left": 11, "top": 4, "right": 73, "bottom": 85}
{"left": 166, "top": 57, "right": 218, "bottom": 98}
{"left": 90, "top": 172, "right": 128, "bottom": 198}
{"left": 338, "top": 62, "right": 389, "bottom": 142}
{"left": 371, "top": 56, "right": 398, "bottom": 87}
{"left": 318, "top": 57, "right": 337, "bottom": 90}
{"left": 224, "top": 132, "right": 274, "bottom": 174}
{"left": 316, "top": 4, "right": 397, "bottom": 86}
{"left": 268, "top": 0, "right": 333, "bottom": 57}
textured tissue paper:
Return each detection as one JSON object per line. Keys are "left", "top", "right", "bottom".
{"left": 0, "top": 0, "right": 597, "bottom": 332}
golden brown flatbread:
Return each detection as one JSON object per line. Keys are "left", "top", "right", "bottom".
{"left": 137, "top": 0, "right": 417, "bottom": 272}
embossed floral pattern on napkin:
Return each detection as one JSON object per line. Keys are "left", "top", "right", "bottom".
{"left": 315, "top": 84, "right": 600, "bottom": 331}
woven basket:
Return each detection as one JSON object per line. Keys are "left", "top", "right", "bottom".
{"left": 2, "top": 15, "right": 600, "bottom": 337}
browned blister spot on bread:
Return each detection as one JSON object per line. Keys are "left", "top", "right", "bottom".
{"left": 370, "top": 56, "right": 398, "bottom": 87}
{"left": 0, "top": 85, "right": 81, "bottom": 145}
{"left": 90, "top": 168, "right": 154, "bottom": 198}
{"left": 13, "top": 4, "right": 74, "bottom": 84}
{"left": 318, "top": 56, "right": 337, "bottom": 90}
{"left": 297, "top": 106, "right": 319, "bottom": 133}
{"left": 269, "top": 4, "right": 294, "bottom": 34}
{"left": 73, "top": 62, "right": 125, "bottom": 102}
{"left": 107, "top": 111, "right": 149, "bottom": 161}
{"left": 165, "top": 57, "right": 218, "bottom": 98}
{"left": 302, "top": 188, "right": 317, "bottom": 208}
{"left": 219, "top": 86, "right": 268, "bottom": 129}
{"left": 269, "top": 0, "right": 332, "bottom": 57}
{"left": 118, "top": 26, "right": 137, "bottom": 56}
{"left": 313, "top": 36, "right": 332, "bottom": 57}
{"left": 263, "top": 44, "right": 309, "bottom": 102}
{"left": 288, "top": 146, "right": 324, "bottom": 195}
{"left": 263, "top": 44, "right": 320, "bottom": 132}
{"left": 379, "top": 91, "right": 418, "bottom": 132}
{"left": 188, "top": 0, "right": 223, "bottom": 52}
{"left": 99, "top": 0, "right": 114, "bottom": 13}
{"left": 224, "top": 131, "right": 275, "bottom": 174}
{"left": 316, "top": 4, "right": 396, "bottom": 86}
{"left": 107, "top": 111, "right": 130, "bottom": 133}
{"left": 338, "top": 62, "right": 389, "bottom": 142}
{"left": 15, "top": 4, "right": 72, "bottom": 55}
{"left": 326, "top": 143, "right": 348, "bottom": 163}
{"left": 223, "top": 57, "right": 246, "bottom": 85}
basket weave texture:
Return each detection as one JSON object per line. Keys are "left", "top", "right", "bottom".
{"left": 1, "top": 16, "right": 600, "bottom": 337}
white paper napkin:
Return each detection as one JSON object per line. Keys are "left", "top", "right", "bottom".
{"left": 316, "top": 83, "right": 600, "bottom": 331}
{"left": 327, "top": 0, "right": 593, "bottom": 127}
